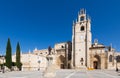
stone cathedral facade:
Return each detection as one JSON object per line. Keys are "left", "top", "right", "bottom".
{"left": 71, "top": 9, "right": 120, "bottom": 69}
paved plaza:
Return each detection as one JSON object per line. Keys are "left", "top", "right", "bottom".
{"left": 0, "top": 69, "right": 120, "bottom": 78}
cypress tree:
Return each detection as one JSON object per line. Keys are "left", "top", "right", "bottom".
{"left": 5, "top": 38, "right": 12, "bottom": 69}
{"left": 16, "top": 42, "right": 22, "bottom": 70}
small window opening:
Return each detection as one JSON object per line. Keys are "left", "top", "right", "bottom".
{"left": 81, "top": 26, "right": 84, "bottom": 31}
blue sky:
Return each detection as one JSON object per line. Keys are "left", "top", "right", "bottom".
{"left": 0, "top": 0, "right": 120, "bottom": 54}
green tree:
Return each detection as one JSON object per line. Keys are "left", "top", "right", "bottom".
{"left": 5, "top": 38, "right": 12, "bottom": 69}
{"left": 16, "top": 42, "right": 22, "bottom": 70}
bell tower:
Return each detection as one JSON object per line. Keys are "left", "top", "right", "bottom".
{"left": 72, "top": 9, "right": 92, "bottom": 68}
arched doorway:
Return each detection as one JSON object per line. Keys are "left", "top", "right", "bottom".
{"left": 59, "top": 55, "right": 65, "bottom": 69}
{"left": 93, "top": 55, "right": 101, "bottom": 69}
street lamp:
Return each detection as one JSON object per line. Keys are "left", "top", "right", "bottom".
{"left": 0, "top": 55, "right": 5, "bottom": 73}
{"left": 38, "top": 60, "right": 41, "bottom": 71}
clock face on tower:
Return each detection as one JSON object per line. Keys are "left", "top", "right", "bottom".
{"left": 80, "top": 36, "right": 83, "bottom": 39}
{"left": 80, "top": 36, "right": 84, "bottom": 42}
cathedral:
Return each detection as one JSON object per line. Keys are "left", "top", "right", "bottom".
{"left": 8, "top": 9, "right": 120, "bottom": 71}
{"left": 71, "top": 9, "right": 120, "bottom": 69}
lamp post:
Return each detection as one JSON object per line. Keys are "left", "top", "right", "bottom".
{"left": 38, "top": 60, "right": 41, "bottom": 71}
{"left": 0, "top": 55, "right": 5, "bottom": 73}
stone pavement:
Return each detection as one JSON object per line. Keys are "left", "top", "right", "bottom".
{"left": 0, "top": 71, "right": 43, "bottom": 78}
{"left": 55, "top": 69, "right": 120, "bottom": 78}
{"left": 0, "top": 69, "right": 120, "bottom": 78}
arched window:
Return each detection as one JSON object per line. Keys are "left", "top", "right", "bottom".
{"left": 81, "top": 26, "right": 84, "bottom": 31}
{"left": 80, "top": 16, "right": 84, "bottom": 21}
{"left": 116, "top": 55, "right": 120, "bottom": 62}
{"left": 109, "top": 55, "right": 112, "bottom": 62}
{"left": 61, "top": 45, "right": 64, "bottom": 48}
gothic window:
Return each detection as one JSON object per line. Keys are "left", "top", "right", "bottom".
{"left": 80, "top": 58, "right": 84, "bottom": 62}
{"left": 109, "top": 55, "right": 112, "bottom": 62}
{"left": 116, "top": 55, "right": 120, "bottom": 62}
{"left": 81, "top": 26, "right": 84, "bottom": 31}
{"left": 80, "top": 16, "right": 84, "bottom": 21}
